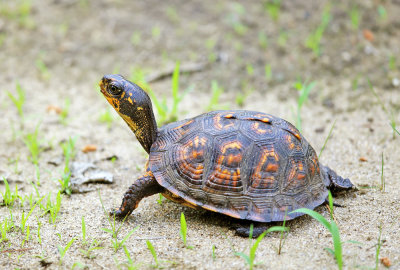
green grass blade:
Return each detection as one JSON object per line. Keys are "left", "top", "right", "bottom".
{"left": 146, "top": 240, "right": 158, "bottom": 265}
{"left": 367, "top": 79, "right": 388, "bottom": 115}
{"left": 290, "top": 208, "right": 331, "bottom": 231}
{"left": 328, "top": 191, "right": 334, "bottom": 220}
{"left": 330, "top": 221, "right": 343, "bottom": 270}
{"left": 298, "top": 81, "right": 316, "bottom": 108}
{"left": 391, "top": 124, "right": 400, "bottom": 136}
{"left": 249, "top": 230, "right": 267, "bottom": 266}
{"left": 319, "top": 119, "right": 336, "bottom": 158}
{"left": 235, "top": 252, "right": 251, "bottom": 266}
{"left": 180, "top": 212, "right": 187, "bottom": 245}
{"left": 265, "top": 226, "right": 288, "bottom": 234}
{"left": 81, "top": 216, "right": 86, "bottom": 244}
{"left": 119, "top": 226, "right": 139, "bottom": 247}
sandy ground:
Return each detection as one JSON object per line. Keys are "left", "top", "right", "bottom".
{"left": 0, "top": 0, "right": 399, "bottom": 269}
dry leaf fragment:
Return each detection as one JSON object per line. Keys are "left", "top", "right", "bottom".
{"left": 380, "top": 257, "right": 391, "bottom": 267}
{"left": 363, "top": 29, "right": 374, "bottom": 42}
{"left": 46, "top": 105, "right": 62, "bottom": 114}
{"left": 82, "top": 144, "right": 97, "bottom": 153}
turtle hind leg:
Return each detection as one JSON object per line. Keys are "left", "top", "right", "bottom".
{"left": 233, "top": 222, "right": 269, "bottom": 238}
{"left": 110, "top": 171, "right": 164, "bottom": 218}
{"left": 321, "top": 165, "right": 354, "bottom": 195}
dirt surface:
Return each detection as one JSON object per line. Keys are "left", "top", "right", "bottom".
{"left": 1, "top": 0, "right": 400, "bottom": 269}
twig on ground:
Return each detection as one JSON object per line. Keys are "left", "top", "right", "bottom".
{"left": 146, "top": 62, "right": 208, "bottom": 83}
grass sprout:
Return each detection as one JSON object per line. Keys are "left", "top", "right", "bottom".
{"left": 146, "top": 240, "right": 159, "bottom": 267}
{"left": 122, "top": 245, "right": 139, "bottom": 270}
{"left": 377, "top": 5, "right": 387, "bottom": 22}
{"left": 212, "top": 244, "right": 216, "bottom": 260}
{"left": 392, "top": 124, "right": 400, "bottom": 137}
{"left": 235, "top": 226, "right": 288, "bottom": 270}
{"left": 0, "top": 212, "right": 15, "bottom": 243}
{"left": 258, "top": 31, "right": 268, "bottom": 49}
{"left": 61, "top": 137, "right": 77, "bottom": 174}
{"left": 45, "top": 191, "right": 62, "bottom": 224}
{"left": 226, "top": 3, "right": 247, "bottom": 35}
{"left": 20, "top": 195, "right": 45, "bottom": 234}
{"left": 58, "top": 172, "right": 72, "bottom": 195}
{"left": 59, "top": 98, "right": 70, "bottom": 125}
{"left": 0, "top": 0, "right": 35, "bottom": 28}
{"left": 264, "top": 64, "right": 272, "bottom": 80}
{"left": 319, "top": 119, "right": 337, "bottom": 158}
{"left": 305, "top": 3, "right": 331, "bottom": 56}
{"left": 99, "top": 109, "right": 114, "bottom": 129}
{"left": 375, "top": 225, "right": 383, "bottom": 270}
{"left": 278, "top": 210, "right": 289, "bottom": 255}
{"left": 99, "top": 191, "right": 138, "bottom": 252}
{"left": 180, "top": 212, "right": 193, "bottom": 249}
{"left": 58, "top": 237, "right": 76, "bottom": 265}
{"left": 79, "top": 239, "right": 103, "bottom": 259}
{"left": 293, "top": 79, "right": 316, "bottom": 132}
{"left": 131, "top": 63, "right": 192, "bottom": 125}
{"left": 348, "top": 5, "right": 360, "bottom": 30}
{"left": 35, "top": 55, "right": 51, "bottom": 81}
{"left": 264, "top": 0, "right": 281, "bottom": 21}
{"left": 81, "top": 216, "right": 87, "bottom": 245}
{"left": 7, "top": 82, "right": 25, "bottom": 120}
{"left": 368, "top": 79, "right": 397, "bottom": 138}
{"left": 206, "top": 80, "right": 224, "bottom": 111}
{"left": 1, "top": 177, "right": 19, "bottom": 207}
{"left": 291, "top": 191, "right": 343, "bottom": 269}
{"left": 23, "top": 125, "right": 43, "bottom": 165}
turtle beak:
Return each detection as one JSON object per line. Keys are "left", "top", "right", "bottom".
{"left": 99, "top": 77, "right": 109, "bottom": 97}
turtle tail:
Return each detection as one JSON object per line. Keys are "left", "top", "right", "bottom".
{"left": 321, "top": 164, "right": 354, "bottom": 195}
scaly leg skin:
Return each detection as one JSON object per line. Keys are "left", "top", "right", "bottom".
{"left": 321, "top": 164, "right": 354, "bottom": 195}
{"left": 234, "top": 222, "right": 269, "bottom": 238}
{"left": 110, "top": 171, "right": 164, "bottom": 218}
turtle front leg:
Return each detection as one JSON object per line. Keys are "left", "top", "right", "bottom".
{"left": 111, "top": 171, "right": 164, "bottom": 218}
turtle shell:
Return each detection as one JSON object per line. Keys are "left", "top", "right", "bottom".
{"left": 149, "top": 110, "right": 328, "bottom": 222}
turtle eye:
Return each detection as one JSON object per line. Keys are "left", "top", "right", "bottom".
{"left": 108, "top": 84, "right": 122, "bottom": 96}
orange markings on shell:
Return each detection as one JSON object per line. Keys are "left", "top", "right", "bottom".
{"left": 266, "top": 163, "right": 278, "bottom": 172}
{"left": 174, "top": 119, "right": 194, "bottom": 130}
{"left": 293, "top": 133, "right": 301, "bottom": 141}
{"left": 214, "top": 114, "right": 234, "bottom": 130}
{"left": 297, "top": 174, "right": 306, "bottom": 180}
{"left": 252, "top": 122, "right": 267, "bottom": 134}
{"left": 221, "top": 141, "right": 242, "bottom": 154}
{"left": 261, "top": 118, "right": 270, "bottom": 123}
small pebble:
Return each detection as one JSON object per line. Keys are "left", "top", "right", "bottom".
{"left": 392, "top": 77, "right": 399, "bottom": 87}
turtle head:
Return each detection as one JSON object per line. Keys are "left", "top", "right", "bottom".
{"left": 100, "top": 74, "right": 157, "bottom": 154}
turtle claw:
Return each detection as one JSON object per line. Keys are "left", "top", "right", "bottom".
{"left": 109, "top": 208, "right": 130, "bottom": 220}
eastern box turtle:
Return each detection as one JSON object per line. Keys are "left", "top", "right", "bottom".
{"left": 99, "top": 74, "right": 353, "bottom": 237}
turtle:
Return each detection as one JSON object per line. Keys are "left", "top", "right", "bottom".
{"left": 99, "top": 74, "right": 353, "bottom": 237}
